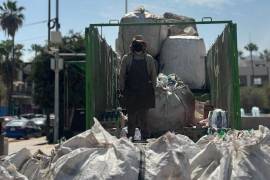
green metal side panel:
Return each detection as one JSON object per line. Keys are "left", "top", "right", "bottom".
{"left": 85, "top": 26, "right": 119, "bottom": 129}
{"left": 230, "top": 23, "right": 241, "bottom": 129}
{"left": 206, "top": 23, "right": 241, "bottom": 129}
{"left": 85, "top": 27, "right": 93, "bottom": 129}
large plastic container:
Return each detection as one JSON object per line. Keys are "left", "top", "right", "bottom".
{"left": 160, "top": 35, "right": 206, "bottom": 89}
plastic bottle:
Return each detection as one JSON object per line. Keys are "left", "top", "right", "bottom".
{"left": 134, "top": 128, "right": 141, "bottom": 141}
{"left": 120, "top": 127, "right": 128, "bottom": 138}
{"left": 240, "top": 108, "right": 245, "bottom": 117}
{"left": 252, "top": 106, "right": 260, "bottom": 117}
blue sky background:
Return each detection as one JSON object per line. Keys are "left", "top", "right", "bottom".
{"left": 0, "top": 0, "right": 269, "bottom": 61}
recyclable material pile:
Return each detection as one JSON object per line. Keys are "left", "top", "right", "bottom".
{"left": 116, "top": 7, "right": 207, "bottom": 89}
{"left": 1, "top": 119, "right": 270, "bottom": 180}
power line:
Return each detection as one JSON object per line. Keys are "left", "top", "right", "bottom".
{"left": 22, "top": 20, "right": 47, "bottom": 28}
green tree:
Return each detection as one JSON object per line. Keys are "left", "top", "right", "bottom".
{"left": 31, "top": 44, "right": 43, "bottom": 57}
{"left": 260, "top": 49, "right": 270, "bottom": 62}
{"left": 0, "top": 40, "right": 13, "bottom": 62}
{"left": 0, "top": 77, "right": 6, "bottom": 106}
{"left": 240, "top": 87, "right": 267, "bottom": 112}
{"left": 244, "top": 43, "right": 258, "bottom": 82}
{"left": 264, "top": 85, "right": 270, "bottom": 109}
{"left": 238, "top": 50, "right": 244, "bottom": 60}
{"left": 0, "top": 0, "right": 25, "bottom": 113}
{"left": 31, "top": 31, "right": 85, "bottom": 140}
{"left": 0, "top": 40, "right": 23, "bottom": 108}
{"left": 31, "top": 52, "right": 54, "bottom": 112}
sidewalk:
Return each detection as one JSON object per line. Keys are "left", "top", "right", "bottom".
{"left": 8, "top": 136, "right": 55, "bottom": 155}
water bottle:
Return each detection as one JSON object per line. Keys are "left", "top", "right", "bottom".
{"left": 209, "top": 109, "right": 228, "bottom": 129}
{"left": 216, "top": 111, "right": 222, "bottom": 129}
{"left": 252, "top": 106, "right": 260, "bottom": 117}
{"left": 120, "top": 127, "right": 128, "bottom": 138}
{"left": 134, "top": 128, "right": 141, "bottom": 141}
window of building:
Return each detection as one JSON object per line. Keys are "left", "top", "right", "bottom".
{"left": 254, "top": 77, "right": 262, "bottom": 85}
{"left": 240, "top": 76, "right": 247, "bottom": 86}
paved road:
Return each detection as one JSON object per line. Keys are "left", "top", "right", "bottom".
{"left": 8, "top": 137, "right": 55, "bottom": 155}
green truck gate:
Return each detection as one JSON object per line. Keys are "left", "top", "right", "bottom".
{"left": 85, "top": 20, "right": 240, "bottom": 130}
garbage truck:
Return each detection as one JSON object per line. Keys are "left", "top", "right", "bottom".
{"left": 83, "top": 15, "right": 240, "bottom": 138}
{"left": 58, "top": 9, "right": 240, "bottom": 140}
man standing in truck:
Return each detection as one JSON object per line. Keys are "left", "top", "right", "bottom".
{"left": 119, "top": 35, "right": 157, "bottom": 140}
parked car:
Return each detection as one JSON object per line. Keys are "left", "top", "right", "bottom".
{"left": 4, "top": 119, "right": 42, "bottom": 139}
{"left": 21, "top": 113, "right": 35, "bottom": 120}
{"left": 0, "top": 116, "right": 19, "bottom": 130}
{"left": 31, "top": 115, "right": 47, "bottom": 135}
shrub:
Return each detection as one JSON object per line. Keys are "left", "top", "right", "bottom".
{"left": 264, "top": 84, "right": 270, "bottom": 108}
{"left": 240, "top": 86, "right": 268, "bottom": 112}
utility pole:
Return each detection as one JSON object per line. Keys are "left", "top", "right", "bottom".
{"left": 125, "top": 0, "right": 128, "bottom": 14}
{"left": 48, "top": 0, "right": 61, "bottom": 143}
{"left": 48, "top": 0, "right": 60, "bottom": 43}
{"left": 54, "top": 53, "right": 60, "bottom": 143}
{"left": 48, "top": 0, "right": 51, "bottom": 43}
{"left": 54, "top": 0, "right": 60, "bottom": 143}
{"left": 56, "top": 0, "right": 60, "bottom": 31}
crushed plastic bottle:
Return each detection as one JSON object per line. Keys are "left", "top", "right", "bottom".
{"left": 134, "top": 128, "right": 142, "bottom": 141}
{"left": 209, "top": 109, "right": 228, "bottom": 129}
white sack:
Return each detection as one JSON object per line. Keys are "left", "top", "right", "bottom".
{"left": 117, "top": 7, "right": 168, "bottom": 57}
{"left": 52, "top": 118, "right": 118, "bottom": 162}
{"left": 192, "top": 126, "right": 270, "bottom": 180}
{"left": 3, "top": 120, "right": 270, "bottom": 180}
{"left": 147, "top": 132, "right": 200, "bottom": 160}
{"left": 0, "top": 163, "right": 28, "bottom": 180}
{"left": 160, "top": 36, "right": 206, "bottom": 89}
{"left": 44, "top": 119, "right": 140, "bottom": 180}
{"left": 46, "top": 119, "right": 192, "bottom": 180}
{"left": 20, "top": 158, "right": 42, "bottom": 180}
{"left": 3, "top": 148, "right": 32, "bottom": 171}
{"left": 163, "top": 12, "right": 198, "bottom": 36}
{"left": 49, "top": 145, "right": 140, "bottom": 180}
{"left": 147, "top": 74, "right": 195, "bottom": 136}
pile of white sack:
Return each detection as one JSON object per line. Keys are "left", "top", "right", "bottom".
{"left": 1, "top": 119, "right": 270, "bottom": 180}
{"left": 116, "top": 7, "right": 207, "bottom": 89}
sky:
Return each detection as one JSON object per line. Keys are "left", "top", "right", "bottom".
{"left": 0, "top": 0, "right": 269, "bottom": 61}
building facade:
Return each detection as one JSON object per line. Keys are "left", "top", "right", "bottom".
{"left": 239, "top": 57, "right": 270, "bottom": 86}
{"left": 11, "top": 62, "right": 35, "bottom": 114}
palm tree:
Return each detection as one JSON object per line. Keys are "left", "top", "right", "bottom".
{"left": 0, "top": 0, "right": 25, "bottom": 113}
{"left": 31, "top": 44, "right": 43, "bottom": 58}
{"left": 244, "top": 42, "right": 258, "bottom": 84}
{"left": 260, "top": 49, "right": 270, "bottom": 62}
{"left": 0, "top": 40, "right": 13, "bottom": 62}
{"left": 260, "top": 49, "right": 270, "bottom": 83}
